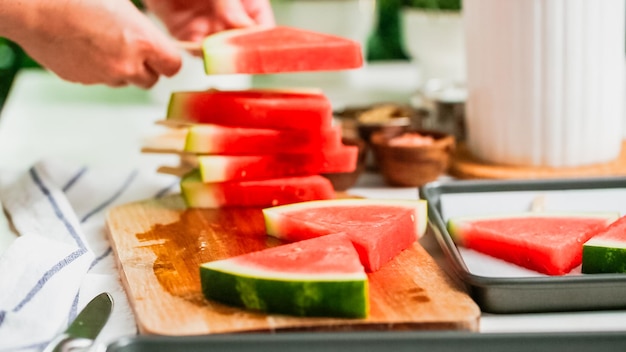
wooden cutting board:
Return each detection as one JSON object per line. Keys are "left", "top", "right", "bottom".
{"left": 106, "top": 195, "right": 480, "bottom": 335}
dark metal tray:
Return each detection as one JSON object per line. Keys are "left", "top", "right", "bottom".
{"left": 106, "top": 331, "right": 626, "bottom": 352}
{"left": 420, "top": 177, "right": 626, "bottom": 313}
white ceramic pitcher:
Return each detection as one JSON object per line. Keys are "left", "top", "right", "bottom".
{"left": 463, "top": 0, "right": 625, "bottom": 167}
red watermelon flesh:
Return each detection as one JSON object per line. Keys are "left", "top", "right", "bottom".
{"left": 196, "top": 145, "right": 358, "bottom": 183}
{"left": 227, "top": 233, "right": 364, "bottom": 276}
{"left": 185, "top": 124, "right": 342, "bottom": 155}
{"left": 202, "top": 26, "right": 363, "bottom": 75}
{"left": 167, "top": 89, "right": 333, "bottom": 131}
{"left": 181, "top": 170, "right": 334, "bottom": 208}
{"left": 448, "top": 213, "right": 619, "bottom": 275}
{"left": 263, "top": 199, "right": 428, "bottom": 272}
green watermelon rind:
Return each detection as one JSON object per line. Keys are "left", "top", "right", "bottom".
{"left": 185, "top": 124, "right": 219, "bottom": 153}
{"left": 165, "top": 92, "right": 185, "bottom": 122}
{"left": 582, "top": 240, "right": 626, "bottom": 274}
{"left": 180, "top": 170, "right": 219, "bottom": 208}
{"left": 197, "top": 155, "right": 230, "bottom": 183}
{"left": 263, "top": 198, "right": 428, "bottom": 238}
{"left": 200, "top": 263, "right": 368, "bottom": 318}
{"left": 446, "top": 211, "right": 620, "bottom": 245}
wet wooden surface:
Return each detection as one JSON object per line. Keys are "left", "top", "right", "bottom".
{"left": 106, "top": 195, "right": 480, "bottom": 335}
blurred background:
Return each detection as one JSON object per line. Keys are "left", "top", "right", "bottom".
{"left": 1, "top": 0, "right": 623, "bottom": 117}
{"left": 0, "top": 0, "right": 422, "bottom": 113}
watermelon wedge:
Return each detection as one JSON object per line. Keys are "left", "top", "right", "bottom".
{"left": 200, "top": 233, "right": 368, "bottom": 318}
{"left": 181, "top": 170, "right": 335, "bottom": 208}
{"left": 202, "top": 26, "right": 363, "bottom": 75}
{"left": 263, "top": 199, "right": 428, "bottom": 272}
{"left": 447, "top": 212, "right": 619, "bottom": 275}
{"left": 166, "top": 89, "right": 333, "bottom": 130}
{"left": 195, "top": 145, "right": 358, "bottom": 182}
{"left": 583, "top": 215, "right": 626, "bottom": 274}
{"left": 185, "top": 124, "right": 342, "bottom": 155}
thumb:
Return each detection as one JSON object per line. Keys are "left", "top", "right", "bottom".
{"left": 215, "top": 0, "right": 257, "bottom": 28}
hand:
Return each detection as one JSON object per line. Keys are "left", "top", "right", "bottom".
{"left": 2, "top": 0, "right": 182, "bottom": 88}
{"left": 144, "top": 0, "right": 275, "bottom": 43}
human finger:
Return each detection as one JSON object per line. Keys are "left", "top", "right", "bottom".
{"left": 108, "top": 79, "right": 130, "bottom": 88}
{"left": 243, "top": 0, "right": 275, "bottom": 26}
{"left": 213, "top": 0, "right": 257, "bottom": 28}
{"left": 124, "top": 63, "right": 160, "bottom": 89}
{"left": 146, "top": 28, "right": 183, "bottom": 77}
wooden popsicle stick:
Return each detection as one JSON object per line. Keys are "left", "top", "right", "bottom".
{"left": 530, "top": 194, "right": 546, "bottom": 213}
{"left": 157, "top": 165, "right": 194, "bottom": 177}
{"left": 176, "top": 41, "right": 202, "bottom": 56}
{"left": 141, "top": 129, "right": 188, "bottom": 153}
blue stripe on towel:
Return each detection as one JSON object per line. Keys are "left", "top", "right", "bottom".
{"left": 154, "top": 179, "right": 179, "bottom": 199}
{"left": 0, "top": 168, "right": 91, "bottom": 329}
{"left": 67, "top": 291, "right": 80, "bottom": 326}
{"left": 29, "top": 167, "right": 86, "bottom": 251}
{"left": 79, "top": 170, "right": 137, "bottom": 223}
{"left": 62, "top": 166, "right": 87, "bottom": 193}
{"left": 8, "top": 342, "right": 46, "bottom": 351}
{"left": 12, "top": 340, "right": 49, "bottom": 351}
{"left": 89, "top": 247, "right": 112, "bottom": 271}
{"left": 11, "top": 248, "right": 85, "bottom": 313}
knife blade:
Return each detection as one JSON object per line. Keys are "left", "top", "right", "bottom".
{"left": 43, "top": 292, "right": 114, "bottom": 352}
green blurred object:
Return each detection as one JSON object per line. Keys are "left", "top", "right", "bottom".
{"left": 402, "top": 0, "right": 462, "bottom": 11}
{"left": 0, "top": 38, "right": 24, "bottom": 114}
{"left": 131, "top": 0, "right": 144, "bottom": 10}
{"left": 367, "top": 0, "right": 410, "bottom": 61}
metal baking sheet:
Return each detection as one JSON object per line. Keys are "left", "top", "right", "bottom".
{"left": 420, "top": 177, "right": 626, "bottom": 313}
{"left": 106, "top": 331, "right": 626, "bottom": 352}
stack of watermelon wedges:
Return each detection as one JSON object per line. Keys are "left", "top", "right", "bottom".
{"left": 144, "top": 26, "right": 365, "bottom": 208}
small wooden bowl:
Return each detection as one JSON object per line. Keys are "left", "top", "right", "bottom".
{"left": 356, "top": 117, "right": 412, "bottom": 143}
{"left": 371, "top": 130, "right": 455, "bottom": 187}
{"left": 321, "top": 137, "right": 368, "bottom": 191}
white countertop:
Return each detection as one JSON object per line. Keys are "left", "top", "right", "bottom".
{"left": 1, "top": 69, "right": 626, "bottom": 337}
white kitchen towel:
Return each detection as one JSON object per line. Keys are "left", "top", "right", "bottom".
{"left": 0, "top": 159, "right": 180, "bottom": 351}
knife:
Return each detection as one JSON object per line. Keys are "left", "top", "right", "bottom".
{"left": 42, "top": 292, "right": 114, "bottom": 352}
